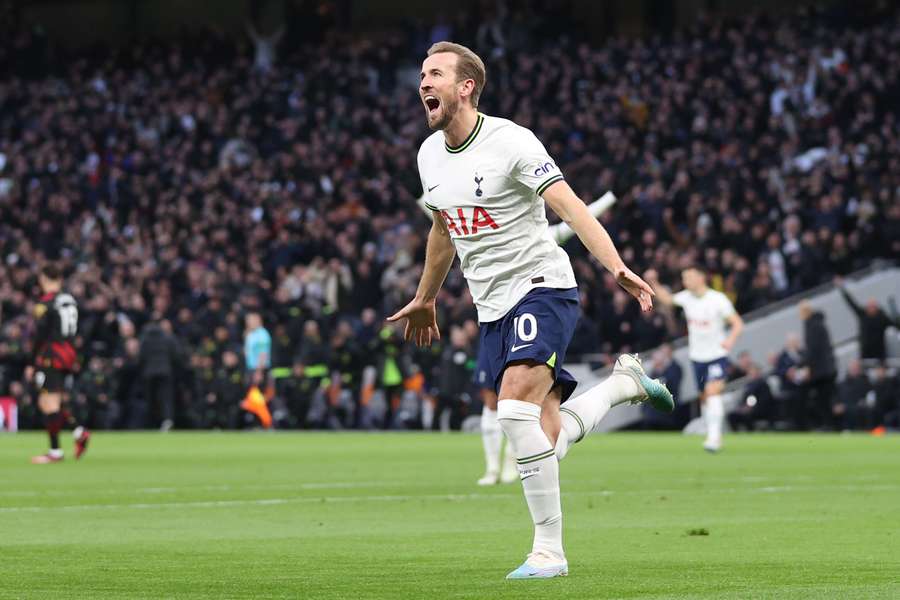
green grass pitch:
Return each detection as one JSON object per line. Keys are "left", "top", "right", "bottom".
{"left": 2, "top": 431, "right": 898, "bottom": 599}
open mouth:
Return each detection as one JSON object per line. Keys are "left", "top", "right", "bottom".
{"left": 424, "top": 95, "right": 441, "bottom": 115}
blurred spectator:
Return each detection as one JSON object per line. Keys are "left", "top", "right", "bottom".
{"left": 328, "top": 320, "right": 364, "bottom": 428}
{"left": 208, "top": 349, "right": 245, "bottom": 429}
{"left": 728, "top": 363, "right": 777, "bottom": 431}
{"left": 118, "top": 337, "right": 143, "bottom": 429}
{"left": 73, "top": 356, "right": 118, "bottom": 429}
{"left": 139, "top": 321, "right": 180, "bottom": 431}
{"left": 868, "top": 365, "right": 899, "bottom": 427}
{"left": 639, "top": 344, "right": 682, "bottom": 430}
{"left": 298, "top": 320, "right": 333, "bottom": 428}
{"left": 246, "top": 22, "right": 284, "bottom": 73}
{"left": 800, "top": 302, "right": 837, "bottom": 429}
{"left": 774, "top": 333, "right": 810, "bottom": 430}
{"left": 835, "top": 358, "right": 869, "bottom": 430}
{"left": 363, "top": 323, "right": 409, "bottom": 429}
{"left": 729, "top": 351, "right": 754, "bottom": 381}
{"left": 836, "top": 280, "right": 900, "bottom": 361}
{"left": 433, "top": 326, "right": 474, "bottom": 431}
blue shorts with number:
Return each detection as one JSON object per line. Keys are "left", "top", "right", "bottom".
{"left": 478, "top": 287, "right": 580, "bottom": 402}
{"left": 692, "top": 357, "right": 730, "bottom": 390}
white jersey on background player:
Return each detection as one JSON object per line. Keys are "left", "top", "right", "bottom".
{"left": 389, "top": 41, "right": 673, "bottom": 580}
{"left": 646, "top": 267, "right": 744, "bottom": 452}
{"left": 672, "top": 287, "right": 736, "bottom": 363}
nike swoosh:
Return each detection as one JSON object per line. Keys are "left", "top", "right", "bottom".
{"left": 427, "top": 184, "right": 440, "bottom": 192}
{"left": 510, "top": 343, "right": 533, "bottom": 352}
{"left": 520, "top": 473, "right": 537, "bottom": 481}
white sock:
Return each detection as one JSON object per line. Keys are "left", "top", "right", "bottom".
{"left": 497, "top": 399, "right": 564, "bottom": 559}
{"left": 501, "top": 436, "right": 517, "bottom": 476}
{"left": 556, "top": 372, "right": 641, "bottom": 460}
{"left": 481, "top": 408, "right": 502, "bottom": 475}
{"left": 704, "top": 394, "right": 724, "bottom": 448}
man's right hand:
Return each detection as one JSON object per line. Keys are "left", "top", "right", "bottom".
{"left": 387, "top": 297, "right": 441, "bottom": 347}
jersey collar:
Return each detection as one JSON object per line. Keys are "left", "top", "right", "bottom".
{"left": 444, "top": 113, "right": 484, "bottom": 154}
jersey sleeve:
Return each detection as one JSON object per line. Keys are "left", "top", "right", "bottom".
{"left": 672, "top": 290, "right": 690, "bottom": 308}
{"left": 507, "top": 127, "right": 565, "bottom": 196}
{"left": 417, "top": 150, "right": 438, "bottom": 212}
{"left": 717, "top": 292, "right": 737, "bottom": 320}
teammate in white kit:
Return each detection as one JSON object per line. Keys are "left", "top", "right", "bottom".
{"left": 645, "top": 267, "right": 744, "bottom": 452}
{"left": 388, "top": 41, "right": 674, "bottom": 579}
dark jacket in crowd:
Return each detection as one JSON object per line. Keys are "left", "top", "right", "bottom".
{"left": 438, "top": 344, "right": 475, "bottom": 399}
{"left": 139, "top": 323, "right": 179, "bottom": 379}
{"left": 775, "top": 348, "right": 805, "bottom": 392}
{"left": 838, "top": 374, "right": 871, "bottom": 409}
{"left": 650, "top": 360, "right": 683, "bottom": 405}
{"left": 804, "top": 312, "right": 836, "bottom": 381}
{"left": 839, "top": 288, "right": 899, "bottom": 360}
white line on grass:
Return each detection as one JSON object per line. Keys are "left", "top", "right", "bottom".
{"left": 0, "top": 481, "right": 396, "bottom": 498}
{"left": 0, "top": 493, "right": 521, "bottom": 513}
{"left": 1, "top": 472, "right": 888, "bottom": 498}
{"left": 2, "top": 483, "right": 898, "bottom": 514}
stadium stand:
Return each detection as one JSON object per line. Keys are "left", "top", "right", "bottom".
{"left": 0, "top": 2, "right": 898, "bottom": 430}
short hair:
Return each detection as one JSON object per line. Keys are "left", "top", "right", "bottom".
{"left": 427, "top": 41, "right": 486, "bottom": 108}
{"left": 41, "top": 263, "right": 62, "bottom": 281}
{"left": 683, "top": 264, "right": 707, "bottom": 275}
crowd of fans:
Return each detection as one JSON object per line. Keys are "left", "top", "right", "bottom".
{"left": 0, "top": 2, "right": 898, "bottom": 430}
{"left": 726, "top": 293, "right": 900, "bottom": 433}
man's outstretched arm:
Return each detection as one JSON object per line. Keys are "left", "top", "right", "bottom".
{"left": 643, "top": 269, "right": 675, "bottom": 307}
{"left": 387, "top": 211, "right": 456, "bottom": 346}
{"left": 542, "top": 180, "right": 654, "bottom": 312}
{"left": 548, "top": 191, "right": 617, "bottom": 244}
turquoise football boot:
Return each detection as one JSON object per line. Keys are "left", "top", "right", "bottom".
{"left": 615, "top": 354, "right": 675, "bottom": 413}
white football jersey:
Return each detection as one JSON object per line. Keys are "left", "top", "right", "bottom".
{"left": 417, "top": 113, "right": 576, "bottom": 322}
{"left": 672, "top": 288, "right": 737, "bottom": 362}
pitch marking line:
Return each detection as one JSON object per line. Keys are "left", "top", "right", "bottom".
{"left": 2, "top": 484, "right": 898, "bottom": 514}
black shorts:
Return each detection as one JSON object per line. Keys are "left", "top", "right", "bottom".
{"left": 35, "top": 369, "right": 73, "bottom": 393}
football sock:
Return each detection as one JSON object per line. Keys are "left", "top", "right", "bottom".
{"left": 704, "top": 394, "right": 724, "bottom": 448}
{"left": 556, "top": 373, "right": 642, "bottom": 460}
{"left": 45, "top": 411, "right": 64, "bottom": 452}
{"left": 501, "top": 437, "right": 517, "bottom": 476}
{"left": 480, "top": 408, "right": 502, "bottom": 476}
{"left": 497, "top": 399, "right": 564, "bottom": 559}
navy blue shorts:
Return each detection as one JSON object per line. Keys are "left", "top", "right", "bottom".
{"left": 473, "top": 344, "right": 493, "bottom": 391}
{"left": 692, "top": 357, "right": 730, "bottom": 390}
{"left": 478, "top": 287, "right": 580, "bottom": 402}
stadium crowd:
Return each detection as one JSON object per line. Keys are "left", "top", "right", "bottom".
{"left": 0, "top": 2, "right": 898, "bottom": 430}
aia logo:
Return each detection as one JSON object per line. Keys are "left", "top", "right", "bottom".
{"left": 533, "top": 161, "right": 556, "bottom": 176}
{"left": 441, "top": 207, "right": 499, "bottom": 237}
{"left": 474, "top": 174, "right": 484, "bottom": 197}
